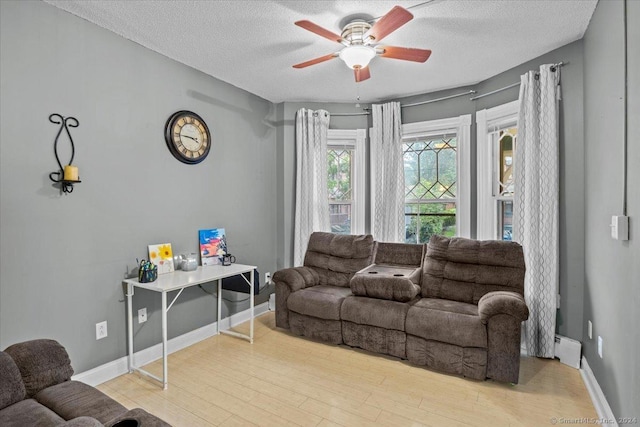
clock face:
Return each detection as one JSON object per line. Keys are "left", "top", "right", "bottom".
{"left": 164, "top": 111, "right": 211, "bottom": 164}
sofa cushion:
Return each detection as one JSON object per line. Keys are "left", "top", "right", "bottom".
{"left": 373, "top": 242, "right": 425, "bottom": 266}
{"left": 304, "top": 232, "right": 374, "bottom": 287}
{"left": 287, "top": 285, "right": 352, "bottom": 320}
{"left": 4, "top": 339, "right": 74, "bottom": 397}
{"left": 350, "top": 264, "right": 421, "bottom": 302}
{"left": 35, "top": 381, "right": 126, "bottom": 424}
{"left": 0, "top": 351, "right": 25, "bottom": 410}
{"left": 422, "top": 235, "right": 526, "bottom": 303}
{"left": 406, "top": 298, "right": 487, "bottom": 348}
{"left": 0, "top": 398, "right": 65, "bottom": 427}
{"left": 341, "top": 296, "right": 412, "bottom": 331}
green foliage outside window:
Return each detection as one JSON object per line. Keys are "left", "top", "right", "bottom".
{"left": 405, "top": 203, "right": 456, "bottom": 243}
{"left": 327, "top": 149, "right": 352, "bottom": 200}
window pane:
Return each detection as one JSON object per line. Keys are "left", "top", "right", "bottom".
{"left": 404, "top": 135, "right": 457, "bottom": 241}
{"left": 498, "top": 200, "right": 513, "bottom": 241}
{"left": 404, "top": 136, "right": 457, "bottom": 200}
{"left": 330, "top": 203, "right": 351, "bottom": 234}
{"left": 328, "top": 148, "right": 353, "bottom": 200}
{"left": 328, "top": 147, "right": 353, "bottom": 234}
{"left": 498, "top": 128, "right": 516, "bottom": 196}
{"left": 405, "top": 202, "right": 456, "bottom": 244}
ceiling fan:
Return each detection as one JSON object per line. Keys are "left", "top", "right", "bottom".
{"left": 293, "top": 6, "right": 432, "bottom": 83}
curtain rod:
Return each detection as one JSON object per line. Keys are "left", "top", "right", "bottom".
{"left": 327, "top": 61, "right": 565, "bottom": 112}
{"left": 401, "top": 90, "right": 476, "bottom": 107}
{"left": 330, "top": 112, "right": 370, "bottom": 116}
{"left": 328, "top": 89, "right": 477, "bottom": 116}
{"left": 470, "top": 62, "right": 565, "bottom": 101}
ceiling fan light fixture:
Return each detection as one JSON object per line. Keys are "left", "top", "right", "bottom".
{"left": 339, "top": 45, "right": 376, "bottom": 70}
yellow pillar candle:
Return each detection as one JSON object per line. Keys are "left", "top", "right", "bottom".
{"left": 64, "top": 165, "right": 78, "bottom": 181}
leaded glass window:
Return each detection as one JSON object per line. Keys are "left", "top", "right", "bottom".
{"left": 403, "top": 136, "right": 457, "bottom": 244}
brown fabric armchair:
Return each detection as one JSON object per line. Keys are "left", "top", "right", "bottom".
{"left": 0, "top": 339, "right": 171, "bottom": 426}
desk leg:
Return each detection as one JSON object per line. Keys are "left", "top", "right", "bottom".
{"left": 127, "top": 284, "right": 134, "bottom": 373}
{"left": 250, "top": 269, "right": 254, "bottom": 343}
{"left": 161, "top": 291, "right": 168, "bottom": 390}
{"left": 217, "top": 278, "right": 222, "bottom": 335}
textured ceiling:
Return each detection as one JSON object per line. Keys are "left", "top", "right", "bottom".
{"left": 44, "top": 0, "right": 597, "bottom": 104}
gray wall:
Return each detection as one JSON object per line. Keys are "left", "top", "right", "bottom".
{"left": 276, "top": 41, "right": 585, "bottom": 341}
{"left": 0, "top": 1, "right": 277, "bottom": 372}
{"left": 583, "top": 0, "right": 640, "bottom": 419}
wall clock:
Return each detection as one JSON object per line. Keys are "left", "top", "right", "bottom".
{"left": 164, "top": 110, "right": 211, "bottom": 164}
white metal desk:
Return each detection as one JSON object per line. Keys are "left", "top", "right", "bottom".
{"left": 123, "top": 264, "right": 256, "bottom": 389}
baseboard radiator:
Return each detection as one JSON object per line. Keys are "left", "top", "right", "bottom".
{"left": 554, "top": 334, "right": 582, "bottom": 368}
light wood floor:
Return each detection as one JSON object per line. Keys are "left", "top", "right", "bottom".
{"left": 98, "top": 312, "right": 597, "bottom": 427}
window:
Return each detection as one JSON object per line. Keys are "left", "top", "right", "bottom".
{"left": 327, "top": 129, "right": 365, "bottom": 234}
{"left": 476, "top": 101, "right": 519, "bottom": 241}
{"left": 401, "top": 115, "right": 471, "bottom": 243}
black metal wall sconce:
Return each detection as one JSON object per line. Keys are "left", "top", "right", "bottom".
{"left": 48, "top": 113, "right": 81, "bottom": 194}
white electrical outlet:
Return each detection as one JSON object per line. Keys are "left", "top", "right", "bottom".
{"left": 265, "top": 272, "right": 271, "bottom": 285}
{"left": 597, "top": 336, "right": 603, "bottom": 358}
{"left": 96, "top": 321, "right": 107, "bottom": 340}
{"left": 138, "top": 308, "right": 147, "bottom": 324}
{"left": 588, "top": 320, "right": 592, "bottom": 340}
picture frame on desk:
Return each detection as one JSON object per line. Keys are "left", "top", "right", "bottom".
{"left": 148, "top": 243, "right": 175, "bottom": 274}
{"left": 199, "top": 228, "right": 226, "bottom": 266}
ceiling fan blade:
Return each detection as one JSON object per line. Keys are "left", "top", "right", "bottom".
{"left": 293, "top": 53, "right": 337, "bottom": 69}
{"left": 380, "top": 46, "right": 432, "bottom": 62}
{"left": 295, "top": 20, "right": 343, "bottom": 44}
{"left": 365, "top": 6, "right": 413, "bottom": 42}
{"left": 354, "top": 66, "right": 371, "bottom": 83}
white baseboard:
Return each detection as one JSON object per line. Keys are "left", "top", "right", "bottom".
{"left": 580, "top": 356, "right": 618, "bottom": 426}
{"left": 73, "top": 302, "right": 269, "bottom": 387}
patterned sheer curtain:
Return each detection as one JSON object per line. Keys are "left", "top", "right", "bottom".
{"left": 370, "top": 102, "right": 404, "bottom": 242}
{"left": 514, "top": 65, "right": 561, "bottom": 358}
{"left": 294, "top": 108, "right": 331, "bottom": 266}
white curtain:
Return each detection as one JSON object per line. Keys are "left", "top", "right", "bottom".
{"left": 294, "top": 108, "right": 331, "bottom": 266}
{"left": 371, "top": 102, "right": 404, "bottom": 242}
{"left": 514, "top": 65, "right": 561, "bottom": 358}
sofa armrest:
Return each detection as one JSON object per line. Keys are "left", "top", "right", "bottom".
{"left": 479, "top": 291, "right": 528, "bottom": 383}
{"left": 273, "top": 267, "right": 319, "bottom": 329}
{"left": 272, "top": 267, "right": 319, "bottom": 292}
{"left": 478, "top": 291, "right": 529, "bottom": 322}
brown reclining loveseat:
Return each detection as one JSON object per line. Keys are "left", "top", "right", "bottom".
{"left": 274, "top": 232, "right": 529, "bottom": 383}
